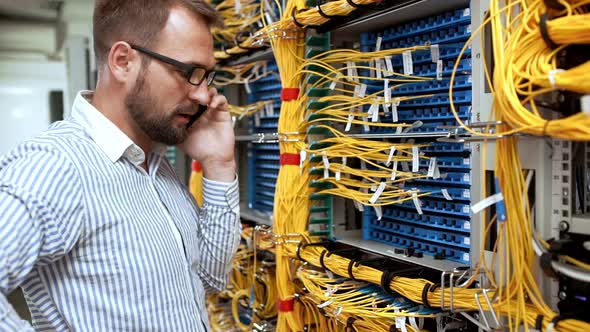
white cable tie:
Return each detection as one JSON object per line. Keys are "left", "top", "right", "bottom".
{"left": 411, "top": 190, "right": 423, "bottom": 215}
{"left": 412, "top": 146, "right": 420, "bottom": 172}
{"left": 334, "top": 305, "right": 343, "bottom": 317}
{"left": 369, "top": 182, "right": 386, "bottom": 204}
{"left": 385, "top": 56, "right": 394, "bottom": 74}
{"left": 359, "top": 83, "right": 367, "bottom": 98}
{"left": 345, "top": 113, "right": 354, "bottom": 132}
{"left": 441, "top": 189, "right": 453, "bottom": 200}
{"left": 376, "top": 36, "right": 382, "bottom": 51}
{"left": 373, "top": 205, "right": 383, "bottom": 220}
{"left": 317, "top": 298, "right": 334, "bottom": 309}
{"left": 386, "top": 146, "right": 396, "bottom": 166}
{"left": 471, "top": 192, "right": 504, "bottom": 214}
{"left": 548, "top": 69, "right": 564, "bottom": 88}
{"left": 322, "top": 151, "right": 330, "bottom": 179}
{"left": 409, "top": 317, "right": 420, "bottom": 331}
{"left": 391, "top": 160, "right": 398, "bottom": 180}
{"left": 384, "top": 79, "right": 391, "bottom": 103}
{"left": 402, "top": 50, "right": 413, "bottom": 75}
{"left": 430, "top": 44, "right": 440, "bottom": 62}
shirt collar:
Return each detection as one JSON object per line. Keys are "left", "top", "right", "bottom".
{"left": 70, "top": 91, "right": 167, "bottom": 165}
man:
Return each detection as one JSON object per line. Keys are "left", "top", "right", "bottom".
{"left": 0, "top": 0, "right": 240, "bottom": 330}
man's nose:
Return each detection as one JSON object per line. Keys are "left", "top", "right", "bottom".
{"left": 187, "top": 81, "right": 210, "bottom": 105}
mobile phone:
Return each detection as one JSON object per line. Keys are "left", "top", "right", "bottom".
{"left": 187, "top": 104, "right": 208, "bottom": 128}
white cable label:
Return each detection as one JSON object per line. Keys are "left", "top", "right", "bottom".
{"left": 370, "top": 104, "right": 380, "bottom": 122}
{"left": 385, "top": 56, "right": 394, "bottom": 74}
{"left": 360, "top": 160, "right": 367, "bottom": 170}
{"left": 347, "top": 61, "right": 354, "bottom": 80}
{"left": 427, "top": 157, "right": 436, "bottom": 177}
{"left": 299, "top": 150, "right": 306, "bottom": 175}
{"left": 376, "top": 36, "right": 382, "bottom": 51}
{"left": 267, "top": 103, "right": 274, "bottom": 116}
{"left": 412, "top": 146, "right": 419, "bottom": 172}
{"left": 353, "top": 200, "right": 364, "bottom": 212}
{"left": 244, "top": 77, "right": 252, "bottom": 94}
{"left": 411, "top": 190, "right": 423, "bottom": 215}
{"left": 359, "top": 83, "right": 367, "bottom": 98}
{"left": 376, "top": 59, "right": 382, "bottom": 79}
{"left": 335, "top": 170, "right": 341, "bottom": 181}
{"left": 441, "top": 189, "right": 453, "bottom": 200}
{"left": 361, "top": 116, "right": 370, "bottom": 132}
{"left": 402, "top": 50, "right": 413, "bottom": 75}
{"left": 374, "top": 205, "right": 383, "bottom": 220}
{"left": 436, "top": 60, "right": 443, "bottom": 80}
{"left": 353, "top": 85, "right": 360, "bottom": 97}
{"left": 235, "top": 0, "right": 241, "bottom": 13}
{"left": 384, "top": 79, "right": 391, "bottom": 103}
{"left": 386, "top": 146, "right": 396, "bottom": 166}
{"left": 345, "top": 113, "right": 354, "bottom": 132}
{"left": 471, "top": 192, "right": 504, "bottom": 214}
{"left": 581, "top": 95, "right": 590, "bottom": 115}
{"left": 369, "top": 182, "right": 386, "bottom": 204}
{"left": 322, "top": 152, "right": 330, "bottom": 179}
{"left": 254, "top": 112, "right": 260, "bottom": 127}
{"left": 329, "top": 79, "right": 337, "bottom": 90}
{"left": 391, "top": 103, "right": 398, "bottom": 122}
{"left": 391, "top": 160, "right": 398, "bottom": 180}
{"left": 342, "top": 156, "right": 347, "bottom": 167}
{"left": 430, "top": 44, "right": 440, "bottom": 62}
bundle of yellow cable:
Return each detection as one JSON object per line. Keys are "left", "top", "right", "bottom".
{"left": 214, "top": 0, "right": 388, "bottom": 60}
{"left": 448, "top": 0, "right": 590, "bottom": 140}
{"left": 265, "top": 0, "right": 310, "bottom": 330}
{"left": 228, "top": 100, "right": 274, "bottom": 119}
{"left": 214, "top": 61, "right": 275, "bottom": 87}
{"left": 212, "top": 0, "right": 262, "bottom": 44}
{"left": 282, "top": 236, "right": 590, "bottom": 331}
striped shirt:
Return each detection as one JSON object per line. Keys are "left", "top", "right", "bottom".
{"left": 0, "top": 91, "right": 241, "bottom": 331}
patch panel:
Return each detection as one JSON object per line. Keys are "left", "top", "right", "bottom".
{"left": 357, "top": 7, "right": 473, "bottom": 266}
{"left": 247, "top": 61, "right": 282, "bottom": 215}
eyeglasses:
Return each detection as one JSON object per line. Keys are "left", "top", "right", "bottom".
{"left": 129, "top": 44, "right": 216, "bottom": 86}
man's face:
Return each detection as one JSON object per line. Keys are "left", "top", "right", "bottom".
{"left": 124, "top": 63, "right": 193, "bottom": 145}
{"left": 124, "top": 7, "right": 215, "bottom": 146}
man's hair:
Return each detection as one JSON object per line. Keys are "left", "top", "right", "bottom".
{"left": 93, "top": 0, "right": 222, "bottom": 67}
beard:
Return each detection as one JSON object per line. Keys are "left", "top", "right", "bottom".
{"left": 124, "top": 68, "right": 196, "bottom": 145}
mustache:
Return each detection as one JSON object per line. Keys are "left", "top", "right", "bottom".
{"left": 175, "top": 104, "right": 199, "bottom": 116}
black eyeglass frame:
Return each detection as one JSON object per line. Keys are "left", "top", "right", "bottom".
{"left": 129, "top": 44, "right": 216, "bottom": 86}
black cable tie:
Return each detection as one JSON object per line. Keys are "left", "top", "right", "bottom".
{"left": 319, "top": 249, "right": 329, "bottom": 270}
{"left": 317, "top": 0, "right": 342, "bottom": 19}
{"left": 421, "top": 283, "right": 433, "bottom": 308}
{"left": 348, "top": 258, "right": 361, "bottom": 281}
{"left": 539, "top": 13, "right": 558, "bottom": 49}
{"left": 296, "top": 240, "right": 306, "bottom": 262}
{"left": 535, "top": 314, "right": 544, "bottom": 331}
{"left": 346, "top": 317, "right": 357, "bottom": 331}
{"left": 346, "top": 0, "right": 360, "bottom": 8}
{"left": 380, "top": 270, "right": 397, "bottom": 296}
{"left": 291, "top": 7, "right": 305, "bottom": 28}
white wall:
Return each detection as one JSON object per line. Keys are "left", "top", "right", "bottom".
{"left": 0, "top": 59, "right": 67, "bottom": 155}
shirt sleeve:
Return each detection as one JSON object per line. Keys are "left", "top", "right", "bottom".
{"left": 0, "top": 142, "right": 85, "bottom": 331}
{"left": 195, "top": 175, "right": 241, "bottom": 292}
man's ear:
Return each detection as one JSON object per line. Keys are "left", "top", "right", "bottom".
{"left": 107, "top": 41, "right": 141, "bottom": 83}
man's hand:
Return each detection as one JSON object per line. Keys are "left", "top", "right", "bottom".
{"left": 178, "top": 88, "right": 236, "bottom": 182}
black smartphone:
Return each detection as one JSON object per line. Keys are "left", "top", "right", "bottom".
{"left": 187, "top": 104, "right": 208, "bottom": 128}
